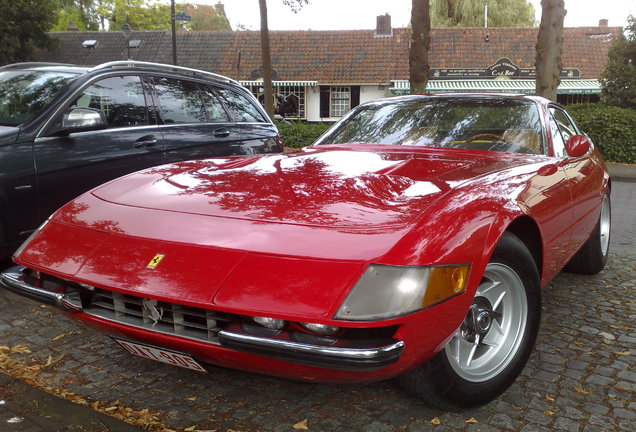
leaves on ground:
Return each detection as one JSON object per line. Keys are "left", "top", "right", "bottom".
{"left": 573, "top": 386, "right": 592, "bottom": 395}
{"left": 430, "top": 417, "right": 442, "bottom": 425}
{"left": 293, "top": 418, "right": 309, "bottom": 430}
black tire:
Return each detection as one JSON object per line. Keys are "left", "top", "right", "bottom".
{"left": 396, "top": 232, "right": 541, "bottom": 408}
{"left": 564, "top": 194, "right": 611, "bottom": 275}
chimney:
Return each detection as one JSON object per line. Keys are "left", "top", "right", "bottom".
{"left": 215, "top": 2, "right": 226, "bottom": 17}
{"left": 375, "top": 14, "right": 392, "bottom": 37}
{"left": 599, "top": 19, "right": 608, "bottom": 27}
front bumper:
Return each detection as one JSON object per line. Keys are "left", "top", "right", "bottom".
{"left": 1, "top": 265, "right": 404, "bottom": 372}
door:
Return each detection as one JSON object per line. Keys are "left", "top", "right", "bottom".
{"left": 150, "top": 76, "right": 244, "bottom": 162}
{"left": 34, "top": 74, "right": 164, "bottom": 220}
{"left": 549, "top": 107, "right": 605, "bottom": 250}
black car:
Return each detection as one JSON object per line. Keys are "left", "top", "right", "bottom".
{"left": 0, "top": 61, "right": 282, "bottom": 257}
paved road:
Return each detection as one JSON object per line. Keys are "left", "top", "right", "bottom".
{"left": 0, "top": 182, "right": 634, "bottom": 432}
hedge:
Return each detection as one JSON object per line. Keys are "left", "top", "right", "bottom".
{"left": 275, "top": 120, "right": 331, "bottom": 149}
{"left": 276, "top": 106, "right": 636, "bottom": 164}
{"left": 567, "top": 104, "right": 636, "bottom": 164}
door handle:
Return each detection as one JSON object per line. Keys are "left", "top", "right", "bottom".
{"left": 213, "top": 129, "right": 230, "bottom": 138}
{"left": 133, "top": 135, "right": 158, "bottom": 149}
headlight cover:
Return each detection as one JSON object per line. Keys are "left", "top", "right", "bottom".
{"left": 12, "top": 219, "right": 50, "bottom": 260}
{"left": 334, "top": 264, "right": 470, "bottom": 321}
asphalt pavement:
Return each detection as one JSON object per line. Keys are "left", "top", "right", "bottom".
{"left": 0, "top": 179, "right": 634, "bottom": 432}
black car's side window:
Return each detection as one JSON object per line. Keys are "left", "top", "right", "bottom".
{"left": 152, "top": 77, "right": 209, "bottom": 124}
{"left": 215, "top": 88, "right": 267, "bottom": 122}
{"left": 200, "top": 86, "right": 231, "bottom": 122}
{"left": 71, "top": 75, "right": 149, "bottom": 128}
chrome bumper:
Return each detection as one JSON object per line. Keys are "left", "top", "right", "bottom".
{"left": 0, "top": 266, "right": 82, "bottom": 312}
{"left": 2, "top": 265, "right": 404, "bottom": 371}
{"left": 219, "top": 328, "right": 404, "bottom": 371}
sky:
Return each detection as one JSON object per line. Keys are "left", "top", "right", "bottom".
{"left": 196, "top": 0, "right": 635, "bottom": 31}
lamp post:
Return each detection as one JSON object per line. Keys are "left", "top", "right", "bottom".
{"left": 122, "top": 15, "right": 132, "bottom": 60}
{"left": 171, "top": 0, "right": 177, "bottom": 65}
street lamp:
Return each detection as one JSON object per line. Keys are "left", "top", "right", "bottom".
{"left": 122, "top": 16, "right": 132, "bottom": 60}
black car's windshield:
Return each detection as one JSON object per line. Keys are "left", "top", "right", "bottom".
{"left": 315, "top": 97, "right": 545, "bottom": 154}
{"left": 0, "top": 70, "right": 78, "bottom": 126}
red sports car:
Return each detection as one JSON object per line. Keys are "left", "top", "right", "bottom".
{"left": 1, "top": 94, "right": 611, "bottom": 407}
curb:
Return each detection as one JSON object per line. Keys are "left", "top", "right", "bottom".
{"left": 607, "top": 163, "right": 636, "bottom": 182}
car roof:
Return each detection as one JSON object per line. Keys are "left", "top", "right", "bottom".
{"left": 369, "top": 92, "right": 552, "bottom": 106}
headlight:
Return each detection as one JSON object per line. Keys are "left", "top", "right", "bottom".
{"left": 12, "top": 219, "right": 50, "bottom": 260}
{"left": 299, "top": 322, "right": 340, "bottom": 335}
{"left": 252, "top": 316, "right": 286, "bottom": 330}
{"left": 334, "top": 264, "right": 470, "bottom": 321}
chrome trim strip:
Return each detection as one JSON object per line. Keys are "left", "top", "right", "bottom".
{"left": 0, "top": 266, "right": 82, "bottom": 312}
{"left": 218, "top": 329, "right": 404, "bottom": 371}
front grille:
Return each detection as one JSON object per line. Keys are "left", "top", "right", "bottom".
{"left": 83, "top": 288, "right": 234, "bottom": 344}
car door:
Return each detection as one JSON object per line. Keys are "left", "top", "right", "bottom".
{"left": 214, "top": 87, "right": 282, "bottom": 154}
{"left": 33, "top": 74, "right": 164, "bottom": 221}
{"left": 150, "top": 76, "right": 244, "bottom": 162}
{"left": 549, "top": 106, "right": 606, "bottom": 251}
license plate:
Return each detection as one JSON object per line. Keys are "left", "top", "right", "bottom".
{"left": 114, "top": 338, "right": 207, "bottom": 372}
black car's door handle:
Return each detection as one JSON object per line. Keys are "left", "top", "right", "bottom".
{"left": 133, "top": 135, "right": 159, "bottom": 149}
{"left": 213, "top": 129, "right": 231, "bottom": 138}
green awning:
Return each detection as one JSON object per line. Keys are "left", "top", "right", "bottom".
{"left": 389, "top": 79, "right": 600, "bottom": 95}
{"left": 240, "top": 80, "right": 318, "bottom": 87}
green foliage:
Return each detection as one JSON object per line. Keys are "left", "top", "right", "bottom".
{"left": 275, "top": 121, "right": 331, "bottom": 149}
{"left": 567, "top": 104, "right": 636, "bottom": 164}
{"left": 98, "top": 0, "right": 173, "bottom": 31}
{"left": 50, "top": 0, "right": 100, "bottom": 31}
{"left": 188, "top": 4, "right": 231, "bottom": 31}
{"left": 600, "top": 16, "right": 636, "bottom": 109}
{"left": 0, "top": 0, "right": 57, "bottom": 65}
{"left": 431, "top": 0, "right": 536, "bottom": 27}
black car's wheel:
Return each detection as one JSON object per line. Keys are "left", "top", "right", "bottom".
{"left": 397, "top": 232, "right": 541, "bottom": 408}
{"left": 565, "top": 193, "right": 611, "bottom": 275}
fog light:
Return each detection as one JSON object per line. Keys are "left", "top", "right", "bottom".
{"left": 299, "top": 322, "right": 339, "bottom": 335}
{"left": 253, "top": 316, "right": 286, "bottom": 330}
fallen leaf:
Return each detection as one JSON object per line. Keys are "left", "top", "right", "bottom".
{"left": 187, "top": 396, "right": 198, "bottom": 401}
{"left": 544, "top": 411, "right": 555, "bottom": 415}
{"left": 430, "top": 417, "right": 442, "bottom": 425}
{"left": 53, "top": 333, "right": 67, "bottom": 341}
{"left": 614, "top": 351, "right": 631, "bottom": 356}
{"left": 293, "top": 418, "right": 309, "bottom": 430}
{"left": 466, "top": 417, "right": 478, "bottom": 424}
{"left": 184, "top": 426, "right": 196, "bottom": 431}
{"left": 545, "top": 394, "right": 555, "bottom": 402}
{"left": 573, "top": 386, "right": 592, "bottom": 395}
{"left": 612, "top": 384, "right": 630, "bottom": 391}
{"left": 610, "top": 324, "right": 629, "bottom": 331}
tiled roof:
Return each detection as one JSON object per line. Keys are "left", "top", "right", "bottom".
{"left": 30, "top": 26, "right": 621, "bottom": 83}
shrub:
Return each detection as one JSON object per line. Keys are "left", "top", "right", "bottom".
{"left": 275, "top": 120, "right": 331, "bottom": 149}
{"left": 567, "top": 104, "right": 636, "bottom": 164}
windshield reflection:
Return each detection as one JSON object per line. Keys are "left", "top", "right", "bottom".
{"left": 315, "top": 97, "right": 544, "bottom": 155}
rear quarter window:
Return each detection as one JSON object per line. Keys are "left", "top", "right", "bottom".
{"left": 216, "top": 88, "right": 267, "bottom": 122}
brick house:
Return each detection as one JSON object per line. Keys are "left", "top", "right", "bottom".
{"left": 30, "top": 15, "right": 621, "bottom": 121}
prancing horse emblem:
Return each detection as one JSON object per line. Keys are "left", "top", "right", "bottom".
{"left": 146, "top": 254, "right": 165, "bottom": 269}
{"left": 142, "top": 298, "right": 164, "bottom": 327}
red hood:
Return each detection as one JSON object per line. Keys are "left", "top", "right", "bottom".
{"left": 90, "top": 147, "right": 507, "bottom": 229}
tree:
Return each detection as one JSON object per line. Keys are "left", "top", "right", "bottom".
{"left": 51, "top": 0, "right": 100, "bottom": 31}
{"left": 0, "top": 0, "right": 56, "bottom": 65}
{"left": 410, "top": 0, "right": 430, "bottom": 94}
{"left": 600, "top": 16, "right": 636, "bottom": 109}
{"left": 430, "top": 0, "right": 536, "bottom": 28}
{"left": 535, "top": 0, "right": 566, "bottom": 100}
{"left": 188, "top": 4, "right": 231, "bottom": 31}
{"left": 97, "top": 0, "right": 173, "bottom": 31}
{"left": 258, "top": 0, "right": 309, "bottom": 119}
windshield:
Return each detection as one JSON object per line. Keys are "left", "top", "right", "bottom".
{"left": 0, "top": 70, "right": 78, "bottom": 126}
{"left": 315, "top": 97, "right": 545, "bottom": 155}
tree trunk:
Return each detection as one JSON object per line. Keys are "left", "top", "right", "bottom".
{"left": 259, "top": 0, "right": 274, "bottom": 119}
{"left": 410, "top": 0, "right": 431, "bottom": 94}
{"left": 535, "top": 0, "right": 566, "bottom": 101}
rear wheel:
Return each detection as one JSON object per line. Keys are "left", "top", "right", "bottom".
{"left": 397, "top": 232, "right": 541, "bottom": 408}
{"left": 565, "top": 193, "right": 610, "bottom": 275}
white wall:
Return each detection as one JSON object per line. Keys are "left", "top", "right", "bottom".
{"left": 304, "top": 85, "right": 392, "bottom": 122}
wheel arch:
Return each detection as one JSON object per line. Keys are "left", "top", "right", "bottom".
{"left": 504, "top": 216, "right": 543, "bottom": 281}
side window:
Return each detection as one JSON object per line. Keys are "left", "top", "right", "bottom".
{"left": 215, "top": 88, "right": 266, "bottom": 122}
{"left": 71, "top": 75, "right": 149, "bottom": 128}
{"left": 550, "top": 107, "right": 578, "bottom": 143}
{"left": 201, "top": 87, "right": 231, "bottom": 122}
{"left": 548, "top": 113, "right": 567, "bottom": 158}
{"left": 152, "top": 77, "right": 207, "bottom": 124}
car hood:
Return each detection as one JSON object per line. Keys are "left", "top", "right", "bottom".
{"left": 91, "top": 147, "right": 516, "bottom": 230}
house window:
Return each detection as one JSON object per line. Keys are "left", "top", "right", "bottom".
{"left": 330, "top": 86, "right": 350, "bottom": 117}
{"left": 244, "top": 84, "right": 307, "bottom": 119}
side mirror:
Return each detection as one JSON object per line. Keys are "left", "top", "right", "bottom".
{"left": 564, "top": 134, "right": 591, "bottom": 158}
{"left": 60, "top": 108, "right": 107, "bottom": 132}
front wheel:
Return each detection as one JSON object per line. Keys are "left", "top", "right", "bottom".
{"left": 397, "top": 232, "right": 541, "bottom": 408}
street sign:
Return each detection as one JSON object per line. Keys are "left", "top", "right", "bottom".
{"left": 174, "top": 13, "right": 192, "bottom": 22}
